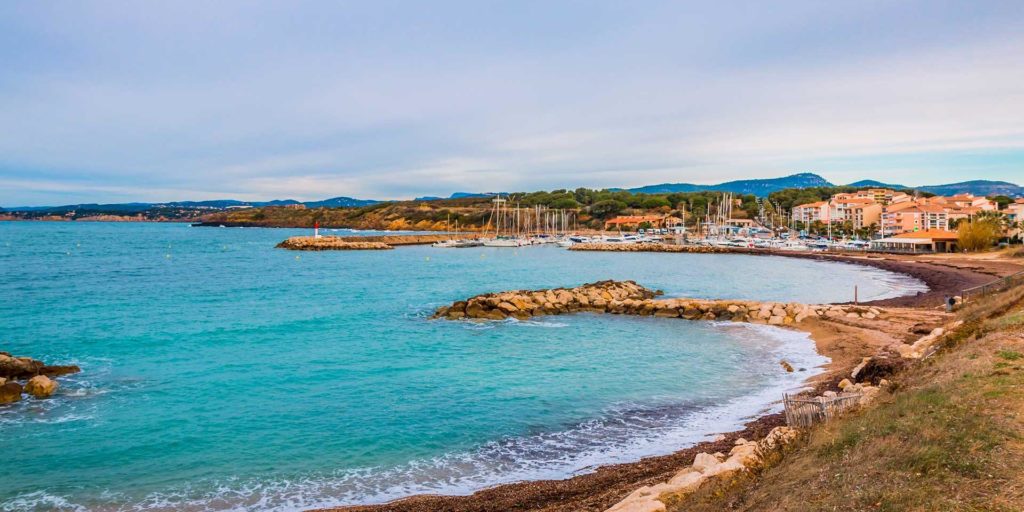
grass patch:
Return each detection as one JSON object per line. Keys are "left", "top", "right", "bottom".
{"left": 997, "top": 349, "right": 1023, "bottom": 360}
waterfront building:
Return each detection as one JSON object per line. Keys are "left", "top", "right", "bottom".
{"left": 869, "top": 229, "right": 959, "bottom": 253}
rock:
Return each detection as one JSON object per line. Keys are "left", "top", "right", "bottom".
{"left": 822, "top": 390, "right": 837, "bottom": 398}
{"left": 691, "top": 452, "right": 722, "bottom": 472}
{"left": 0, "top": 353, "right": 43, "bottom": 379}
{"left": 879, "top": 379, "right": 890, "bottom": 387}
{"left": 780, "top": 360, "right": 794, "bottom": 372}
{"left": 24, "top": 375, "right": 58, "bottom": 398}
{"left": 496, "top": 301, "right": 519, "bottom": 314}
{"left": 838, "top": 378, "right": 852, "bottom": 390}
{"left": 734, "top": 438, "right": 748, "bottom": 445}
{"left": 768, "top": 315, "right": 785, "bottom": 325}
{"left": 0, "top": 381, "right": 22, "bottom": 404}
{"left": 654, "top": 308, "right": 679, "bottom": 318}
{"left": 850, "top": 357, "right": 871, "bottom": 380}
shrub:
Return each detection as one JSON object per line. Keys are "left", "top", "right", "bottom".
{"left": 958, "top": 217, "right": 1001, "bottom": 252}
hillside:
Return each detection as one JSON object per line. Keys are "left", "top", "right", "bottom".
{"left": 666, "top": 283, "right": 1024, "bottom": 511}
{"left": 918, "top": 180, "right": 1024, "bottom": 197}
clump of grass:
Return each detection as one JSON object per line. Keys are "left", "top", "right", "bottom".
{"left": 997, "top": 349, "right": 1023, "bottom": 360}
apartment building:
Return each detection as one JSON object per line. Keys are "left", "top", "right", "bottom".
{"left": 791, "top": 201, "right": 830, "bottom": 224}
{"left": 880, "top": 202, "right": 949, "bottom": 236}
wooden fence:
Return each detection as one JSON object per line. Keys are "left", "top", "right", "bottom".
{"left": 961, "top": 270, "right": 1024, "bottom": 302}
{"left": 783, "top": 393, "right": 863, "bottom": 428}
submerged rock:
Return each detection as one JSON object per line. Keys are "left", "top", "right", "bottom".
{"left": 24, "top": 375, "right": 58, "bottom": 398}
{"left": 0, "top": 380, "right": 23, "bottom": 404}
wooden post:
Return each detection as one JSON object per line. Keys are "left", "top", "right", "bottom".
{"left": 854, "top": 285, "right": 858, "bottom": 305}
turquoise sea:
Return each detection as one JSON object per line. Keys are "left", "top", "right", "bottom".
{"left": 0, "top": 222, "right": 926, "bottom": 511}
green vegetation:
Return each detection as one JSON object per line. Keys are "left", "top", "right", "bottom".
{"left": 958, "top": 214, "right": 1004, "bottom": 252}
{"left": 197, "top": 187, "right": 773, "bottom": 230}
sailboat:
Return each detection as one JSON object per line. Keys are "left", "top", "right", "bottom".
{"left": 432, "top": 214, "right": 459, "bottom": 248}
{"left": 482, "top": 196, "right": 529, "bottom": 247}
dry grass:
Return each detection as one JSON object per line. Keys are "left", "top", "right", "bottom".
{"left": 667, "top": 291, "right": 1024, "bottom": 512}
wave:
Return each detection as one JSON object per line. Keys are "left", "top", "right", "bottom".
{"left": 4, "top": 325, "right": 826, "bottom": 512}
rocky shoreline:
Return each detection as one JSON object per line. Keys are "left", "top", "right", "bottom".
{"left": 0, "top": 352, "right": 80, "bottom": 404}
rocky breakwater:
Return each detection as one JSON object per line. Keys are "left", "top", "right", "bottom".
{"left": 337, "top": 233, "right": 483, "bottom": 246}
{"left": 607, "top": 426, "right": 801, "bottom": 512}
{"left": 432, "top": 280, "right": 886, "bottom": 327}
{"left": 570, "top": 243, "right": 753, "bottom": 254}
{"left": 0, "top": 352, "right": 80, "bottom": 404}
{"left": 276, "top": 236, "right": 393, "bottom": 251}
{"left": 432, "top": 280, "right": 661, "bottom": 321}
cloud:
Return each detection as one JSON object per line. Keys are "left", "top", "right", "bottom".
{"left": 1, "top": 1, "right": 1022, "bottom": 204}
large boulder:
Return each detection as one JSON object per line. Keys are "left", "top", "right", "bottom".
{"left": 0, "top": 353, "right": 80, "bottom": 379}
{"left": 24, "top": 375, "right": 58, "bottom": 398}
{"left": 0, "top": 381, "right": 23, "bottom": 404}
{"left": 0, "top": 353, "right": 44, "bottom": 379}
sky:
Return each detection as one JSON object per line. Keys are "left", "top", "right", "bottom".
{"left": 1, "top": 1, "right": 1023, "bottom": 205}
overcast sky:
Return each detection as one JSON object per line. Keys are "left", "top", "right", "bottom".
{"left": 2, "top": 1, "right": 1023, "bottom": 205}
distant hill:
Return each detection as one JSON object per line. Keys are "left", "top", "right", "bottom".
{"left": 301, "top": 197, "right": 382, "bottom": 208}
{"left": 625, "top": 174, "right": 1023, "bottom": 198}
{"left": 846, "top": 179, "right": 909, "bottom": 190}
{"left": 628, "top": 172, "right": 833, "bottom": 196}
{"left": 4, "top": 196, "right": 381, "bottom": 214}
{"left": 916, "top": 180, "right": 1024, "bottom": 197}
{"left": 413, "top": 191, "right": 497, "bottom": 200}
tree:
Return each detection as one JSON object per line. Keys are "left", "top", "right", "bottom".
{"left": 958, "top": 216, "right": 1002, "bottom": 252}
{"left": 640, "top": 196, "right": 671, "bottom": 209}
{"left": 991, "top": 195, "right": 1013, "bottom": 209}
{"left": 549, "top": 197, "right": 580, "bottom": 209}
{"left": 589, "top": 199, "right": 627, "bottom": 218}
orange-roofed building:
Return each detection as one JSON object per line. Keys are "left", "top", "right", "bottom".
{"left": 870, "top": 229, "right": 959, "bottom": 253}
{"left": 830, "top": 197, "right": 882, "bottom": 229}
{"left": 603, "top": 215, "right": 669, "bottom": 230}
{"left": 880, "top": 203, "right": 948, "bottom": 236}
{"left": 792, "top": 201, "right": 830, "bottom": 224}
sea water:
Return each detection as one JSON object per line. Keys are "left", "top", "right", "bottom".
{"left": 0, "top": 222, "right": 925, "bottom": 511}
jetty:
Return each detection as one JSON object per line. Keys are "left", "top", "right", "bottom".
{"left": 276, "top": 236, "right": 393, "bottom": 250}
{"left": 276, "top": 233, "right": 486, "bottom": 250}
{"left": 335, "top": 233, "right": 483, "bottom": 246}
{"left": 569, "top": 242, "right": 757, "bottom": 254}
{"left": 431, "top": 280, "right": 885, "bottom": 325}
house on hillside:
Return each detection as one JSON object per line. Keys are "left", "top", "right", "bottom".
{"left": 604, "top": 215, "right": 681, "bottom": 231}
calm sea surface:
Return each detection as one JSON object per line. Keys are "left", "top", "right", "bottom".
{"left": 0, "top": 222, "right": 925, "bottom": 511}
